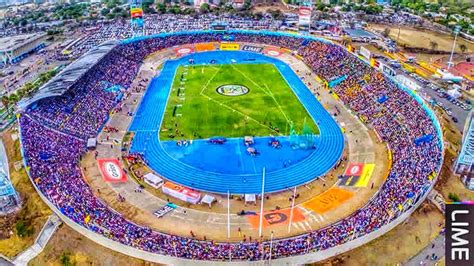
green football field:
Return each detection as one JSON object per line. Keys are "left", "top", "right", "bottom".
{"left": 159, "top": 63, "right": 319, "bottom": 140}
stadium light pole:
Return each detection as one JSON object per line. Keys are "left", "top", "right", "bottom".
{"left": 227, "top": 190, "right": 231, "bottom": 239}
{"left": 287, "top": 186, "right": 297, "bottom": 233}
{"left": 269, "top": 231, "right": 274, "bottom": 264}
{"left": 447, "top": 25, "right": 461, "bottom": 70}
{"left": 258, "top": 167, "right": 266, "bottom": 237}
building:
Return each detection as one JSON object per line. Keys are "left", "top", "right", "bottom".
{"left": 0, "top": 140, "right": 21, "bottom": 215}
{"left": 19, "top": 40, "right": 119, "bottom": 108}
{"left": 454, "top": 110, "right": 474, "bottom": 190}
{"left": 0, "top": 32, "right": 47, "bottom": 67}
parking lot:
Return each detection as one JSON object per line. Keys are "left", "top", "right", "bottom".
{"left": 414, "top": 75, "right": 471, "bottom": 131}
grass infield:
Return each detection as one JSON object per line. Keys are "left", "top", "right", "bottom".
{"left": 160, "top": 63, "right": 319, "bottom": 140}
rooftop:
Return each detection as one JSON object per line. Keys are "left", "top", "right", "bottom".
{"left": 0, "top": 32, "right": 47, "bottom": 52}
{"left": 19, "top": 40, "right": 119, "bottom": 109}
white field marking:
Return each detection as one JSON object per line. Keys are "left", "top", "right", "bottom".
{"left": 199, "top": 65, "right": 222, "bottom": 94}
{"left": 304, "top": 221, "right": 313, "bottom": 230}
{"left": 293, "top": 222, "right": 303, "bottom": 230}
{"left": 317, "top": 214, "right": 326, "bottom": 223}
{"left": 263, "top": 83, "right": 291, "bottom": 125}
{"left": 300, "top": 207, "right": 319, "bottom": 222}
{"left": 229, "top": 64, "right": 292, "bottom": 130}
{"left": 197, "top": 65, "right": 282, "bottom": 135}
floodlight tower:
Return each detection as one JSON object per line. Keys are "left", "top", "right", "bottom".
{"left": 447, "top": 25, "right": 461, "bottom": 69}
{"left": 130, "top": 0, "right": 145, "bottom": 37}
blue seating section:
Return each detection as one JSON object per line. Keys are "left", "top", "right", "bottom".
{"left": 129, "top": 51, "right": 344, "bottom": 194}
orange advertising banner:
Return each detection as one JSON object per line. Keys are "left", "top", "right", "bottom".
{"left": 302, "top": 188, "right": 354, "bottom": 214}
{"left": 162, "top": 182, "right": 201, "bottom": 204}
{"left": 247, "top": 208, "right": 305, "bottom": 228}
{"left": 195, "top": 43, "right": 215, "bottom": 52}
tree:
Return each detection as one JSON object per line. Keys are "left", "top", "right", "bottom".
{"left": 8, "top": 93, "right": 19, "bottom": 105}
{"left": 200, "top": 3, "right": 210, "bottom": 13}
{"left": 342, "top": 36, "right": 353, "bottom": 46}
{"left": 100, "top": 8, "right": 110, "bottom": 16}
{"left": 448, "top": 192, "right": 460, "bottom": 202}
{"left": 1, "top": 96, "right": 10, "bottom": 116}
{"left": 429, "top": 40, "right": 438, "bottom": 51}
{"left": 156, "top": 3, "right": 166, "bottom": 14}
{"left": 459, "top": 44, "right": 467, "bottom": 54}
{"left": 382, "top": 28, "right": 391, "bottom": 38}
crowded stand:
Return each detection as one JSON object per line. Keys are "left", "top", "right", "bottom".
{"left": 67, "top": 14, "right": 282, "bottom": 59}
{"left": 18, "top": 32, "right": 442, "bottom": 261}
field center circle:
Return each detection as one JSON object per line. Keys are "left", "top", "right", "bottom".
{"left": 216, "top": 84, "right": 250, "bottom": 96}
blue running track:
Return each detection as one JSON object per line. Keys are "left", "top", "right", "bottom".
{"left": 129, "top": 51, "right": 344, "bottom": 194}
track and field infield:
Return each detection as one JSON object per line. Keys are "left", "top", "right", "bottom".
{"left": 129, "top": 51, "right": 344, "bottom": 193}
{"left": 160, "top": 63, "right": 319, "bottom": 140}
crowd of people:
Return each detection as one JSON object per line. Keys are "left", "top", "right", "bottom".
{"left": 18, "top": 31, "right": 442, "bottom": 261}
{"left": 66, "top": 14, "right": 283, "bottom": 59}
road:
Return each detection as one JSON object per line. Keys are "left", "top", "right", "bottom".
{"left": 405, "top": 234, "right": 445, "bottom": 266}
{"left": 419, "top": 85, "right": 470, "bottom": 132}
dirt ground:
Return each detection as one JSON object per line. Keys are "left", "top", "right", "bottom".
{"left": 124, "top": 156, "right": 342, "bottom": 214}
{"left": 435, "top": 114, "right": 474, "bottom": 202}
{"left": 0, "top": 128, "right": 52, "bottom": 258}
{"left": 320, "top": 203, "right": 444, "bottom": 265}
{"left": 30, "top": 224, "right": 159, "bottom": 266}
{"left": 369, "top": 24, "right": 474, "bottom": 54}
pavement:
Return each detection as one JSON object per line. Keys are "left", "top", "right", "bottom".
{"left": 9, "top": 214, "right": 62, "bottom": 266}
{"left": 419, "top": 85, "right": 470, "bottom": 132}
{"left": 405, "top": 234, "right": 445, "bottom": 266}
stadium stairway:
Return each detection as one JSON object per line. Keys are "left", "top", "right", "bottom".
{"left": 129, "top": 51, "right": 344, "bottom": 194}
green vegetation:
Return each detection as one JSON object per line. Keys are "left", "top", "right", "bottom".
{"left": 160, "top": 63, "right": 318, "bottom": 140}
{"left": 60, "top": 252, "right": 74, "bottom": 266}
{"left": 448, "top": 192, "right": 460, "bottom": 202}
{"left": 15, "top": 220, "right": 34, "bottom": 238}
{"left": 390, "top": 0, "right": 474, "bottom": 35}
{"left": 1, "top": 67, "right": 61, "bottom": 117}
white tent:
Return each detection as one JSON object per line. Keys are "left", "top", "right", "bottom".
{"left": 87, "top": 138, "right": 97, "bottom": 150}
{"left": 200, "top": 194, "right": 215, "bottom": 208}
{"left": 144, "top": 173, "right": 163, "bottom": 189}
{"left": 447, "top": 88, "right": 462, "bottom": 99}
{"left": 245, "top": 194, "right": 256, "bottom": 205}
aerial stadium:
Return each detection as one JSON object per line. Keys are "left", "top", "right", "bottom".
{"left": 6, "top": 0, "right": 474, "bottom": 264}
{"left": 12, "top": 29, "right": 445, "bottom": 264}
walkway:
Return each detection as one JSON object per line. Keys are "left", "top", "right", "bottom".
{"left": 11, "top": 214, "right": 62, "bottom": 266}
{"left": 405, "top": 234, "right": 445, "bottom": 266}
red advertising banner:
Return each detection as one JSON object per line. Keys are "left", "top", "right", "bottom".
{"left": 263, "top": 47, "right": 282, "bottom": 57}
{"left": 97, "top": 158, "right": 127, "bottom": 183}
{"left": 343, "top": 162, "right": 364, "bottom": 177}
{"left": 174, "top": 46, "right": 194, "bottom": 56}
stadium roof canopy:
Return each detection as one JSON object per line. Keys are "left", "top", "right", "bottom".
{"left": 457, "top": 110, "right": 474, "bottom": 168}
{"left": 0, "top": 33, "right": 46, "bottom": 52}
{"left": 0, "top": 141, "right": 14, "bottom": 197}
{"left": 19, "top": 40, "right": 119, "bottom": 109}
